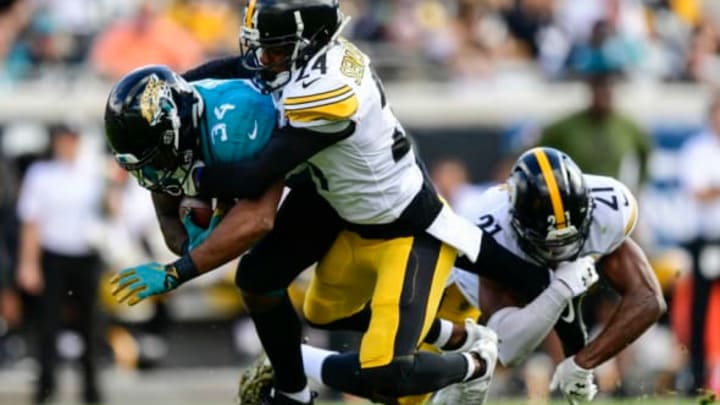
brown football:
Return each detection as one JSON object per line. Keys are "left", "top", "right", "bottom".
{"left": 179, "top": 197, "right": 213, "bottom": 229}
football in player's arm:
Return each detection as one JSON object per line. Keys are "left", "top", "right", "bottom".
{"left": 176, "top": 1, "right": 499, "bottom": 404}
{"left": 103, "top": 65, "right": 283, "bottom": 305}
{"left": 450, "top": 147, "right": 666, "bottom": 403}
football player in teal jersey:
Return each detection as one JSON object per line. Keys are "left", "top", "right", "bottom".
{"left": 104, "top": 64, "right": 283, "bottom": 305}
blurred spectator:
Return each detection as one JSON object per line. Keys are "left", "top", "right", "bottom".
{"left": 16, "top": 124, "right": 104, "bottom": 405}
{"left": 538, "top": 73, "right": 651, "bottom": 190}
{"left": 90, "top": 2, "right": 203, "bottom": 80}
{"left": 556, "top": 0, "right": 649, "bottom": 46}
{"left": 0, "top": 0, "right": 33, "bottom": 82}
{"left": 165, "top": 0, "right": 241, "bottom": 57}
{"left": 677, "top": 96, "right": 720, "bottom": 395}
{"left": 430, "top": 157, "right": 487, "bottom": 220}
{"left": 686, "top": 22, "right": 720, "bottom": 86}
{"left": 25, "top": 0, "right": 102, "bottom": 67}
{"left": 566, "top": 18, "right": 642, "bottom": 77}
{"left": 0, "top": 0, "right": 717, "bottom": 84}
{"left": 446, "top": 0, "right": 507, "bottom": 80}
{"left": 501, "top": 0, "right": 554, "bottom": 59}
{"left": 346, "top": 0, "right": 390, "bottom": 42}
{"left": 537, "top": 0, "right": 647, "bottom": 79}
{"left": 0, "top": 143, "right": 20, "bottom": 339}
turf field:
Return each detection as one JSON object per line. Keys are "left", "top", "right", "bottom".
{"left": 1, "top": 366, "right": 714, "bottom": 405}
{"left": 315, "top": 400, "right": 710, "bottom": 405}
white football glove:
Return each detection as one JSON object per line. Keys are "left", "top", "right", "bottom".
{"left": 182, "top": 160, "right": 205, "bottom": 197}
{"left": 550, "top": 356, "right": 598, "bottom": 404}
{"left": 552, "top": 256, "right": 599, "bottom": 297}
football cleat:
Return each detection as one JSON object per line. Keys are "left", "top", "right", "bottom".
{"left": 448, "top": 318, "right": 494, "bottom": 354}
{"left": 237, "top": 353, "right": 274, "bottom": 405}
{"left": 431, "top": 382, "right": 462, "bottom": 405}
{"left": 432, "top": 319, "right": 499, "bottom": 405}
{"left": 460, "top": 323, "right": 499, "bottom": 404}
{"left": 237, "top": 353, "right": 316, "bottom": 405}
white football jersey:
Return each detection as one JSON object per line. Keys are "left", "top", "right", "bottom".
{"left": 275, "top": 38, "right": 423, "bottom": 225}
{"left": 274, "top": 38, "right": 483, "bottom": 260}
{"left": 451, "top": 174, "right": 639, "bottom": 305}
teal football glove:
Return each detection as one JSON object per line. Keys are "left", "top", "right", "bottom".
{"left": 182, "top": 209, "right": 224, "bottom": 251}
{"left": 110, "top": 262, "right": 180, "bottom": 306}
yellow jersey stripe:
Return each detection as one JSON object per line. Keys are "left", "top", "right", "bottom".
{"left": 285, "top": 85, "right": 353, "bottom": 106}
{"left": 534, "top": 149, "right": 566, "bottom": 228}
{"left": 286, "top": 93, "right": 358, "bottom": 123}
{"left": 245, "top": 0, "right": 256, "bottom": 28}
{"left": 624, "top": 195, "right": 638, "bottom": 235}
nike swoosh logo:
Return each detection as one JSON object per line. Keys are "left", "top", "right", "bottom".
{"left": 561, "top": 300, "right": 575, "bottom": 323}
{"left": 214, "top": 104, "right": 236, "bottom": 120}
{"left": 248, "top": 121, "right": 258, "bottom": 140}
{"left": 301, "top": 78, "right": 321, "bottom": 88}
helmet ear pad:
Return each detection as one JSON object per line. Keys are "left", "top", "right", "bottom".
{"left": 507, "top": 147, "right": 593, "bottom": 265}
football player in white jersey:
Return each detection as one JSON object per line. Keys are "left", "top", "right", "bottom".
{"left": 431, "top": 147, "right": 666, "bottom": 404}
{"left": 178, "top": 1, "right": 497, "bottom": 404}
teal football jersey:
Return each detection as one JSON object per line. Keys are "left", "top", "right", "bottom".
{"left": 192, "top": 79, "right": 277, "bottom": 166}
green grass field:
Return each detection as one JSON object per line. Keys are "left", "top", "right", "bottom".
{"left": 317, "top": 397, "right": 718, "bottom": 405}
{"left": 314, "top": 398, "right": 714, "bottom": 405}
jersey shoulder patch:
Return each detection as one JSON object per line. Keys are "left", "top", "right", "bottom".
{"left": 585, "top": 175, "right": 638, "bottom": 254}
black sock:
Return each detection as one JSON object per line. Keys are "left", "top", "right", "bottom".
{"left": 423, "top": 318, "right": 442, "bottom": 344}
{"left": 321, "top": 351, "right": 468, "bottom": 399}
{"left": 249, "top": 293, "right": 306, "bottom": 392}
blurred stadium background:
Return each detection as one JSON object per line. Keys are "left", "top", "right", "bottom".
{"left": 1, "top": 0, "right": 719, "bottom": 404}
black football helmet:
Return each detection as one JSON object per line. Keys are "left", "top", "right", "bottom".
{"left": 240, "top": 0, "right": 344, "bottom": 92}
{"left": 104, "top": 65, "right": 202, "bottom": 196}
{"left": 507, "top": 147, "right": 593, "bottom": 266}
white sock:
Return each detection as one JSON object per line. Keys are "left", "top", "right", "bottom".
{"left": 301, "top": 344, "right": 337, "bottom": 385}
{"left": 431, "top": 319, "right": 454, "bottom": 348}
{"left": 278, "top": 386, "right": 312, "bottom": 403}
{"left": 461, "top": 352, "right": 476, "bottom": 382}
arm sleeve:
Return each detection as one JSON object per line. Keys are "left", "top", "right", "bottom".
{"left": 181, "top": 56, "right": 253, "bottom": 81}
{"left": 488, "top": 280, "right": 574, "bottom": 366}
{"left": 198, "top": 122, "right": 355, "bottom": 199}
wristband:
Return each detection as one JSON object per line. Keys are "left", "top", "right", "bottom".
{"left": 166, "top": 255, "right": 199, "bottom": 284}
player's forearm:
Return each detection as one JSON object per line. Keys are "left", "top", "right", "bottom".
{"left": 158, "top": 215, "right": 187, "bottom": 256}
{"left": 488, "top": 280, "right": 573, "bottom": 366}
{"left": 575, "top": 239, "right": 667, "bottom": 369}
{"left": 187, "top": 183, "right": 283, "bottom": 274}
{"left": 18, "top": 221, "right": 40, "bottom": 266}
{"left": 189, "top": 210, "right": 272, "bottom": 273}
{"left": 151, "top": 192, "right": 187, "bottom": 255}
{"left": 574, "top": 291, "right": 665, "bottom": 369}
